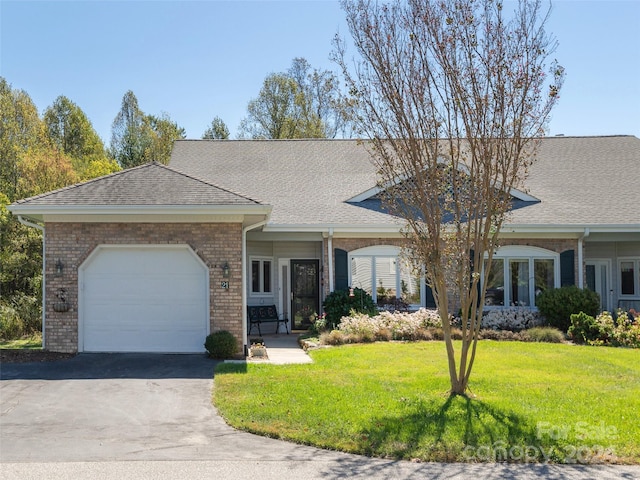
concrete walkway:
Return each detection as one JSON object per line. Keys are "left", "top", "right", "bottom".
{"left": 249, "top": 333, "right": 313, "bottom": 364}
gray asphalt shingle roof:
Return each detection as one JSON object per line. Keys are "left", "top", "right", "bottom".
{"left": 12, "top": 136, "right": 639, "bottom": 231}
{"left": 13, "top": 161, "right": 262, "bottom": 207}
{"left": 169, "top": 136, "right": 640, "bottom": 229}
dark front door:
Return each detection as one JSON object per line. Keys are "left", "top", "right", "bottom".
{"left": 291, "top": 260, "right": 319, "bottom": 330}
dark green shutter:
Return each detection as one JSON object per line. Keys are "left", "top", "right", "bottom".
{"left": 425, "top": 284, "right": 436, "bottom": 308}
{"left": 560, "top": 250, "right": 575, "bottom": 286}
{"left": 334, "top": 248, "right": 349, "bottom": 291}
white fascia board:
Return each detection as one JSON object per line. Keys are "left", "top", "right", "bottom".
{"left": 502, "top": 224, "right": 640, "bottom": 235}
{"left": 8, "top": 204, "right": 272, "bottom": 222}
{"left": 263, "top": 223, "right": 403, "bottom": 236}
{"left": 347, "top": 186, "right": 383, "bottom": 203}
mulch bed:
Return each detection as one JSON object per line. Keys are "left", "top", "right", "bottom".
{"left": 0, "top": 349, "right": 76, "bottom": 364}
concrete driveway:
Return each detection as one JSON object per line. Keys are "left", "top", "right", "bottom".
{"left": 1, "top": 354, "right": 638, "bottom": 479}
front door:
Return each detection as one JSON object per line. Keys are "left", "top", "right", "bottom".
{"left": 586, "top": 260, "right": 612, "bottom": 312}
{"left": 291, "top": 260, "right": 319, "bottom": 330}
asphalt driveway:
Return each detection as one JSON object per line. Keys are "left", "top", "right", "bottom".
{"left": 0, "top": 353, "right": 328, "bottom": 463}
{"left": 1, "top": 354, "right": 638, "bottom": 480}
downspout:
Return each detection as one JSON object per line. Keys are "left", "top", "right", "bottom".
{"left": 242, "top": 219, "right": 268, "bottom": 356}
{"left": 17, "top": 216, "right": 45, "bottom": 347}
{"left": 578, "top": 228, "right": 590, "bottom": 288}
{"left": 327, "top": 228, "right": 334, "bottom": 293}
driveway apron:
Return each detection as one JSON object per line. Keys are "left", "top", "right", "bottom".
{"left": 0, "top": 353, "right": 326, "bottom": 462}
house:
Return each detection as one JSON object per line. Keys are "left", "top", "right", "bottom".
{"left": 8, "top": 136, "right": 640, "bottom": 354}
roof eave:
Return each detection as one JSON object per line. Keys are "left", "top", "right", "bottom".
{"left": 7, "top": 204, "right": 272, "bottom": 222}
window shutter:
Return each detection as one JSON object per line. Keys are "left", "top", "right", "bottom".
{"left": 425, "top": 284, "right": 436, "bottom": 308}
{"left": 560, "top": 250, "right": 575, "bottom": 286}
{"left": 334, "top": 248, "right": 349, "bottom": 291}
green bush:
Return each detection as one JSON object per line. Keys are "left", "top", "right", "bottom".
{"left": 204, "top": 330, "right": 238, "bottom": 359}
{"left": 535, "top": 286, "right": 600, "bottom": 331}
{"left": 322, "top": 288, "right": 377, "bottom": 328}
{"left": 521, "top": 326, "right": 565, "bottom": 343}
{"left": 0, "top": 294, "right": 41, "bottom": 340}
{"left": 568, "top": 312, "right": 603, "bottom": 344}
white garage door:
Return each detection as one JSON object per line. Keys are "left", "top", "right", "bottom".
{"left": 80, "top": 245, "right": 209, "bottom": 353}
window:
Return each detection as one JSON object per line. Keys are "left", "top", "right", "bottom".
{"left": 620, "top": 259, "right": 640, "bottom": 296}
{"left": 251, "top": 257, "right": 272, "bottom": 295}
{"left": 483, "top": 246, "right": 559, "bottom": 308}
{"left": 349, "top": 246, "right": 421, "bottom": 307}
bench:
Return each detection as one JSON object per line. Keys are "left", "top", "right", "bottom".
{"left": 247, "top": 305, "right": 289, "bottom": 335}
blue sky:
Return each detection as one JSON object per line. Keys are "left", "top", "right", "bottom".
{"left": 1, "top": 0, "right": 638, "bottom": 144}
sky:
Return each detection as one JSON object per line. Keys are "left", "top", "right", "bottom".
{"left": 1, "top": 0, "right": 639, "bottom": 144}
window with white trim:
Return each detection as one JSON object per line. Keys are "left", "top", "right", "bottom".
{"left": 349, "top": 246, "right": 421, "bottom": 306}
{"left": 250, "top": 257, "right": 272, "bottom": 295}
{"left": 619, "top": 259, "right": 640, "bottom": 297}
{"left": 483, "top": 246, "right": 559, "bottom": 308}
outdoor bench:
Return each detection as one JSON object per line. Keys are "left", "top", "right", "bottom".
{"left": 247, "top": 305, "right": 289, "bottom": 335}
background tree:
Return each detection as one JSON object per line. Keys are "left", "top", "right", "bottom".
{"left": 202, "top": 116, "right": 230, "bottom": 139}
{"left": 110, "top": 91, "right": 185, "bottom": 167}
{"left": 109, "top": 90, "right": 152, "bottom": 168}
{"left": 239, "top": 58, "right": 352, "bottom": 139}
{"left": 0, "top": 78, "right": 47, "bottom": 202}
{"left": 239, "top": 73, "right": 322, "bottom": 139}
{"left": 146, "top": 112, "right": 186, "bottom": 164}
{"left": 43, "top": 95, "right": 119, "bottom": 180}
{"left": 334, "top": 0, "right": 564, "bottom": 395}
{"left": 288, "top": 57, "right": 351, "bottom": 138}
{"left": 43, "top": 95, "right": 105, "bottom": 159}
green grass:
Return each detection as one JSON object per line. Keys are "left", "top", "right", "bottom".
{"left": 214, "top": 341, "right": 640, "bottom": 464}
{"left": 0, "top": 333, "right": 42, "bottom": 349}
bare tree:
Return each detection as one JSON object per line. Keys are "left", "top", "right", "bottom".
{"left": 333, "top": 0, "right": 564, "bottom": 395}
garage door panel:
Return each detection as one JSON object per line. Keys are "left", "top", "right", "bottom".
{"left": 81, "top": 246, "right": 209, "bottom": 353}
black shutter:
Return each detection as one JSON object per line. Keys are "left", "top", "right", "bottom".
{"left": 560, "top": 250, "right": 575, "bottom": 286}
{"left": 334, "top": 248, "right": 349, "bottom": 291}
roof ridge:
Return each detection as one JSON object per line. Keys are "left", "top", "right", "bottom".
{"left": 175, "top": 135, "right": 637, "bottom": 144}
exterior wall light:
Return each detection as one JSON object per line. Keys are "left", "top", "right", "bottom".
{"left": 55, "top": 258, "right": 64, "bottom": 276}
{"left": 221, "top": 262, "right": 230, "bottom": 278}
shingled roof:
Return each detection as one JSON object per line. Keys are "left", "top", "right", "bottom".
{"left": 12, "top": 161, "right": 262, "bottom": 207}
{"left": 169, "top": 136, "right": 640, "bottom": 231}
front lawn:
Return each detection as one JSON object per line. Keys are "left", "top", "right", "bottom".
{"left": 214, "top": 341, "right": 640, "bottom": 464}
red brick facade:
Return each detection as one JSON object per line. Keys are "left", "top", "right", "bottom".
{"left": 44, "top": 222, "right": 243, "bottom": 353}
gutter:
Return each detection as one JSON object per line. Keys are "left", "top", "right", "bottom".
{"left": 242, "top": 219, "right": 268, "bottom": 355}
{"left": 17, "top": 216, "right": 46, "bottom": 348}
{"left": 327, "top": 228, "right": 334, "bottom": 292}
{"left": 578, "top": 228, "right": 590, "bottom": 288}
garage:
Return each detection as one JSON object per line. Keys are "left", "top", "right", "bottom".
{"left": 79, "top": 245, "right": 209, "bottom": 353}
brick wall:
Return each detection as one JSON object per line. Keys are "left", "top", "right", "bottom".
{"left": 44, "top": 222, "right": 243, "bottom": 353}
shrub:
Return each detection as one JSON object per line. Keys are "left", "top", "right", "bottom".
{"left": 612, "top": 309, "right": 640, "bottom": 348}
{"left": 481, "top": 308, "right": 543, "bottom": 331}
{"left": 336, "top": 309, "right": 443, "bottom": 341}
{"left": 204, "top": 330, "right": 238, "bottom": 359}
{"left": 479, "top": 329, "right": 521, "bottom": 341}
{"left": 567, "top": 312, "right": 601, "bottom": 344}
{"left": 320, "top": 330, "right": 347, "bottom": 345}
{"left": 0, "top": 294, "right": 41, "bottom": 340}
{"left": 322, "top": 288, "right": 377, "bottom": 328}
{"left": 308, "top": 313, "right": 328, "bottom": 336}
{"left": 536, "top": 286, "right": 600, "bottom": 331}
{"left": 521, "top": 327, "right": 565, "bottom": 343}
